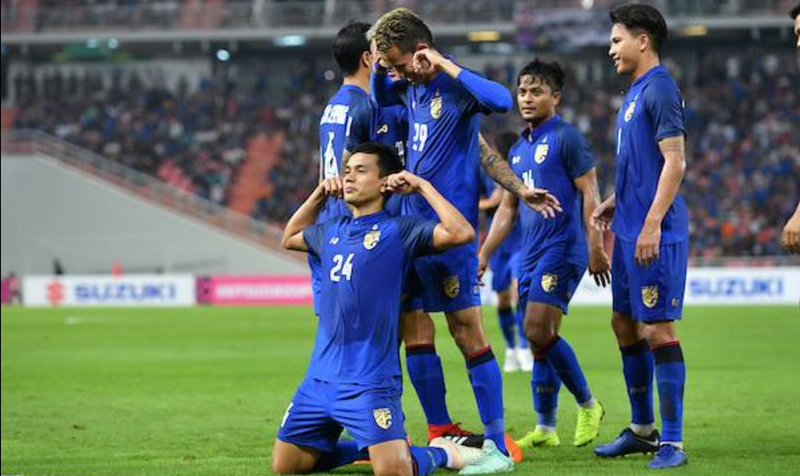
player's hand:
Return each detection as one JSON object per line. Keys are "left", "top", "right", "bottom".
{"left": 635, "top": 220, "right": 661, "bottom": 267}
{"left": 384, "top": 171, "right": 427, "bottom": 194}
{"left": 782, "top": 212, "right": 800, "bottom": 254}
{"left": 477, "top": 252, "right": 489, "bottom": 284}
{"left": 591, "top": 199, "right": 615, "bottom": 231}
{"left": 520, "top": 187, "right": 563, "bottom": 218}
{"left": 320, "top": 177, "right": 344, "bottom": 198}
{"left": 412, "top": 48, "right": 444, "bottom": 75}
{"left": 588, "top": 246, "right": 611, "bottom": 287}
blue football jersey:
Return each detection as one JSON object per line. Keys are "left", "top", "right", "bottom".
{"left": 508, "top": 115, "right": 595, "bottom": 272}
{"left": 613, "top": 65, "right": 688, "bottom": 244}
{"left": 303, "top": 212, "right": 437, "bottom": 384}
{"left": 478, "top": 167, "right": 520, "bottom": 250}
{"left": 373, "top": 68, "right": 512, "bottom": 229}
{"left": 346, "top": 99, "right": 408, "bottom": 163}
{"left": 318, "top": 84, "right": 369, "bottom": 223}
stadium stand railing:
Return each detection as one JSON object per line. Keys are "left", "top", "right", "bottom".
{"left": 0, "top": 129, "right": 299, "bottom": 261}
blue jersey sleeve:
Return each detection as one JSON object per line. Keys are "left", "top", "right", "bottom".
{"left": 561, "top": 125, "right": 596, "bottom": 180}
{"left": 303, "top": 222, "right": 328, "bottom": 257}
{"left": 644, "top": 78, "right": 685, "bottom": 142}
{"left": 395, "top": 216, "right": 437, "bottom": 257}
{"left": 346, "top": 102, "right": 371, "bottom": 152}
{"left": 455, "top": 69, "right": 513, "bottom": 114}
{"left": 371, "top": 69, "right": 407, "bottom": 107}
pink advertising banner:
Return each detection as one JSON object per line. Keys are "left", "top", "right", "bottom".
{"left": 198, "top": 275, "right": 313, "bottom": 306}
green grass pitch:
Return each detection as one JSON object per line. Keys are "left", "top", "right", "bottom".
{"left": 2, "top": 305, "right": 799, "bottom": 475}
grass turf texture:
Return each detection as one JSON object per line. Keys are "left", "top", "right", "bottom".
{"left": 2, "top": 305, "right": 798, "bottom": 476}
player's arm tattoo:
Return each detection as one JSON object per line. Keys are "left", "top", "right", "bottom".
{"left": 478, "top": 133, "right": 524, "bottom": 195}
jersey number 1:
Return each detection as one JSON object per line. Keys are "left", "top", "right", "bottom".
{"left": 330, "top": 253, "right": 354, "bottom": 282}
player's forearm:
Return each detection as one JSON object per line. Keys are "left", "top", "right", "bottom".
{"left": 481, "top": 195, "right": 516, "bottom": 261}
{"left": 370, "top": 68, "right": 405, "bottom": 107}
{"left": 646, "top": 139, "right": 686, "bottom": 225}
{"left": 455, "top": 69, "right": 513, "bottom": 112}
{"left": 582, "top": 184, "right": 605, "bottom": 251}
{"left": 283, "top": 187, "right": 326, "bottom": 247}
{"left": 418, "top": 181, "right": 475, "bottom": 244}
{"left": 479, "top": 135, "right": 524, "bottom": 195}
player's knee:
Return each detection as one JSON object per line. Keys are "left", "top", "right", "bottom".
{"left": 525, "top": 321, "right": 556, "bottom": 351}
{"left": 371, "top": 456, "right": 412, "bottom": 476}
{"left": 497, "top": 291, "right": 513, "bottom": 309}
{"left": 271, "top": 454, "right": 299, "bottom": 475}
{"left": 611, "top": 312, "right": 640, "bottom": 343}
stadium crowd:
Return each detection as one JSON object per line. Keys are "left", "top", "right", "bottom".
{"left": 10, "top": 51, "right": 799, "bottom": 258}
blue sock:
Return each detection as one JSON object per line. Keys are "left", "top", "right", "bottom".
{"left": 409, "top": 446, "right": 448, "bottom": 475}
{"left": 467, "top": 347, "right": 508, "bottom": 455}
{"left": 497, "top": 307, "right": 516, "bottom": 349}
{"left": 531, "top": 356, "right": 561, "bottom": 427}
{"left": 620, "top": 339, "right": 655, "bottom": 426}
{"left": 313, "top": 441, "right": 365, "bottom": 471}
{"left": 542, "top": 336, "right": 593, "bottom": 405}
{"left": 406, "top": 345, "right": 452, "bottom": 426}
{"left": 515, "top": 307, "right": 529, "bottom": 349}
{"left": 653, "top": 342, "right": 685, "bottom": 443}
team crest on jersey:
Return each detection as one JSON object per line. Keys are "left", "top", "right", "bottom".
{"left": 541, "top": 273, "right": 558, "bottom": 293}
{"left": 624, "top": 98, "right": 637, "bottom": 122}
{"left": 363, "top": 230, "right": 381, "bottom": 250}
{"left": 534, "top": 144, "right": 549, "bottom": 164}
{"left": 430, "top": 94, "right": 443, "bottom": 120}
{"left": 443, "top": 275, "right": 460, "bottom": 299}
{"left": 373, "top": 408, "right": 393, "bottom": 430}
{"left": 641, "top": 286, "right": 659, "bottom": 308}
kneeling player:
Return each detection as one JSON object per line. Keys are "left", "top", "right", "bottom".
{"left": 273, "top": 143, "right": 484, "bottom": 476}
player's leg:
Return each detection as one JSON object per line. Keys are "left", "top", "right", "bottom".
{"left": 275, "top": 379, "right": 353, "bottom": 473}
{"left": 496, "top": 288, "right": 520, "bottom": 372}
{"left": 595, "top": 238, "right": 659, "bottom": 458}
{"left": 638, "top": 239, "right": 689, "bottom": 469}
{"left": 490, "top": 250, "right": 519, "bottom": 372}
{"left": 403, "top": 307, "right": 461, "bottom": 441}
{"left": 445, "top": 305, "right": 516, "bottom": 472}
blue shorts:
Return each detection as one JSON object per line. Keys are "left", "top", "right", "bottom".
{"left": 518, "top": 253, "right": 585, "bottom": 315}
{"left": 278, "top": 378, "right": 407, "bottom": 452}
{"left": 490, "top": 249, "right": 519, "bottom": 292}
{"left": 406, "top": 243, "right": 482, "bottom": 313}
{"left": 611, "top": 238, "right": 688, "bottom": 322}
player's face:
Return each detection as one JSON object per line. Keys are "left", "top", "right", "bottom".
{"left": 609, "top": 23, "right": 642, "bottom": 75}
{"left": 342, "top": 153, "right": 383, "bottom": 206}
{"left": 517, "top": 75, "right": 560, "bottom": 124}
{"left": 795, "top": 16, "right": 800, "bottom": 48}
{"left": 381, "top": 45, "right": 424, "bottom": 83}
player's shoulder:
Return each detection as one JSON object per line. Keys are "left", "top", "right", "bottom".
{"left": 553, "top": 119, "right": 585, "bottom": 143}
{"left": 642, "top": 68, "right": 681, "bottom": 97}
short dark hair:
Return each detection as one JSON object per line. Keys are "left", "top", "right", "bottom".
{"left": 494, "top": 131, "right": 519, "bottom": 161}
{"left": 333, "top": 22, "right": 370, "bottom": 76}
{"left": 791, "top": 2, "right": 800, "bottom": 19}
{"left": 610, "top": 4, "right": 668, "bottom": 55}
{"left": 517, "top": 58, "right": 565, "bottom": 93}
{"left": 348, "top": 142, "right": 403, "bottom": 177}
{"left": 372, "top": 8, "right": 435, "bottom": 54}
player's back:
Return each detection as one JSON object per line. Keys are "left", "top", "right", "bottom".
{"left": 318, "top": 84, "right": 369, "bottom": 222}
{"left": 613, "top": 65, "right": 688, "bottom": 244}
{"left": 510, "top": 116, "right": 593, "bottom": 271}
